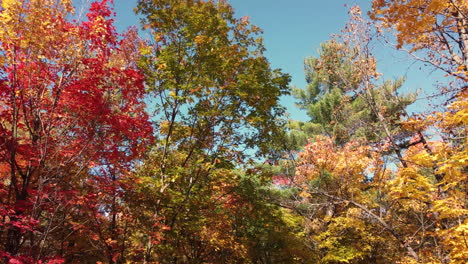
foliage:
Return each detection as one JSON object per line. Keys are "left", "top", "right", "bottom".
{"left": 137, "top": 0, "right": 290, "bottom": 160}
{"left": 289, "top": 6, "right": 417, "bottom": 176}
{"left": 0, "top": 0, "right": 152, "bottom": 262}
{"left": 126, "top": 0, "right": 291, "bottom": 262}
{"left": 0, "top": 0, "right": 465, "bottom": 263}
{"left": 292, "top": 40, "right": 415, "bottom": 146}
{"left": 291, "top": 93, "right": 467, "bottom": 263}
{"left": 390, "top": 90, "right": 467, "bottom": 263}
{"left": 292, "top": 136, "right": 399, "bottom": 263}
{"left": 286, "top": 4, "right": 468, "bottom": 264}
{"left": 370, "top": 0, "right": 468, "bottom": 83}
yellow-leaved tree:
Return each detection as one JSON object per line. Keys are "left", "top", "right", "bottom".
{"left": 389, "top": 90, "right": 467, "bottom": 263}
{"left": 370, "top": 1, "right": 467, "bottom": 262}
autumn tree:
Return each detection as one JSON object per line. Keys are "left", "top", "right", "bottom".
{"left": 0, "top": 0, "right": 152, "bottom": 262}
{"left": 124, "top": 0, "right": 291, "bottom": 262}
{"left": 271, "top": 9, "right": 417, "bottom": 219}
{"left": 368, "top": 1, "right": 468, "bottom": 263}
{"left": 371, "top": 0, "right": 468, "bottom": 84}
{"left": 292, "top": 136, "right": 405, "bottom": 263}
{"left": 276, "top": 5, "right": 437, "bottom": 263}
{"left": 288, "top": 3, "right": 467, "bottom": 263}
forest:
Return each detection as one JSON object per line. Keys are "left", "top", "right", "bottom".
{"left": 0, "top": 0, "right": 466, "bottom": 263}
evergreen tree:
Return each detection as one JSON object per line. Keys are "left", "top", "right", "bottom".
{"left": 292, "top": 40, "right": 416, "bottom": 147}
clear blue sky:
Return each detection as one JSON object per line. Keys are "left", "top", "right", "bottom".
{"left": 107, "top": 0, "right": 439, "bottom": 121}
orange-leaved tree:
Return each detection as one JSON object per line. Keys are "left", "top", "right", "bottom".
{"left": 371, "top": 0, "right": 468, "bottom": 83}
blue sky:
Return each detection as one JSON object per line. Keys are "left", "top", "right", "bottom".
{"left": 107, "top": 0, "right": 439, "bottom": 121}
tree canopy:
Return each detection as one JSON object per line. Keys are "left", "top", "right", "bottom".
{"left": 0, "top": 0, "right": 466, "bottom": 263}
